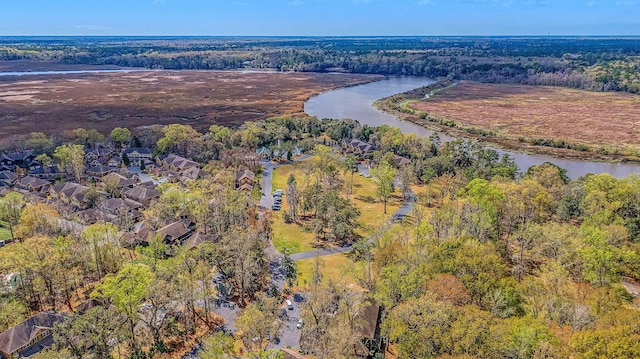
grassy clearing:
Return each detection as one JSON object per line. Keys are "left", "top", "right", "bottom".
{"left": 271, "top": 157, "right": 317, "bottom": 194}
{"left": 272, "top": 212, "right": 316, "bottom": 254}
{"left": 270, "top": 155, "right": 405, "bottom": 253}
{"left": 271, "top": 158, "right": 318, "bottom": 254}
{"left": 351, "top": 171, "right": 402, "bottom": 237}
{"left": 294, "top": 253, "right": 361, "bottom": 290}
{"left": 0, "top": 228, "right": 11, "bottom": 241}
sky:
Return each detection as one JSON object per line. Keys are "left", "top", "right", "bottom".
{"left": 1, "top": 0, "right": 639, "bottom": 36}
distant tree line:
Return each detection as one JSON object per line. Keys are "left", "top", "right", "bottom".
{"left": 1, "top": 37, "right": 639, "bottom": 93}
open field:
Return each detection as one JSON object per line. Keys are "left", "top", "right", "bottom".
{"left": 0, "top": 70, "right": 380, "bottom": 144}
{"left": 270, "top": 156, "right": 401, "bottom": 254}
{"left": 295, "top": 253, "right": 361, "bottom": 289}
{"left": 409, "top": 81, "right": 640, "bottom": 156}
{"left": 0, "top": 228, "right": 10, "bottom": 241}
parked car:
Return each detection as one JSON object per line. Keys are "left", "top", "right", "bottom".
{"left": 286, "top": 299, "right": 294, "bottom": 310}
{"left": 297, "top": 319, "right": 303, "bottom": 329}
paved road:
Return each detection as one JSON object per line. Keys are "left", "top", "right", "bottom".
{"left": 271, "top": 293, "right": 304, "bottom": 350}
{"left": 259, "top": 155, "right": 311, "bottom": 210}
{"left": 289, "top": 245, "right": 354, "bottom": 261}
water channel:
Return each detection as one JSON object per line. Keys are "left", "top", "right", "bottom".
{"left": 305, "top": 76, "right": 640, "bottom": 179}
{"left": 2, "top": 70, "right": 639, "bottom": 179}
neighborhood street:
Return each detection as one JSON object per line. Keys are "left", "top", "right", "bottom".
{"left": 185, "top": 154, "right": 417, "bottom": 357}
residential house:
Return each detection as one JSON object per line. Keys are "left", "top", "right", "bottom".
{"left": 157, "top": 154, "right": 199, "bottom": 173}
{"left": 0, "top": 171, "right": 17, "bottom": 187}
{"left": 28, "top": 166, "right": 61, "bottom": 181}
{"left": 101, "top": 198, "right": 143, "bottom": 221}
{"left": 50, "top": 182, "right": 102, "bottom": 209}
{"left": 125, "top": 220, "right": 194, "bottom": 247}
{"left": 181, "top": 166, "right": 210, "bottom": 181}
{"left": 184, "top": 231, "right": 217, "bottom": 250}
{"left": 256, "top": 146, "right": 272, "bottom": 160}
{"left": 271, "top": 147, "right": 302, "bottom": 161}
{"left": 235, "top": 169, "right": 255, "bottom": 192}
{"left": 72, "top": 208, "right": 102, "bottom": 225}
{"left": 101, "top": 172, "right": 138, "bottom": 190}
{"left": 107, "top": 155, "right": 122, "bottom": 168}
{"left": 86, "top": 165, "right": 116, "bottom": 179}
{"left": 394, "top": 155, "right": 411, "bottom": 167}
{"left": 355, "top": 298, "right": 383, "bottom": 358}
{"left": 122, "top": 185, "right": 161, "bottom": 206}
{"left": 124, "top": 147, "right": 153, "bottom": 167}
{"left": 298, "top": 296, "right": 382, "bottom": 358}
{"left": 15, "top": 176, "right": 51, "bottom": 194}
{"left": 342, "top": 139, "right": 376, "bottom": 156}
{"left": 84, "top": 148, "right": 113, "bottom": 165}
{"left": 26, "top": 160, "right": 42, "bottom": 172}
{"left": 87, "top": 159, "right": 102, "bottom": 169}
{"left": 76, "top": 297, "right": 107, "bottom": 314}
{"left": 0, "top": 155, "right": 14, "bottom": 170}
{"left": 0, "top": 151, "right": 36, "bottom": 170}
{"left": 0, "top": 311, "right": 66, "bottom": 359}
{"left": 157, "top": 220, "right": 194, "bottom": 245}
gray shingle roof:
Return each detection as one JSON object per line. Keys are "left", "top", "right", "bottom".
{"left": 0, "top": 311, "right": 66, "bottom": 356}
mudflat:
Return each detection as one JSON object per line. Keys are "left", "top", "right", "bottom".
{"left": 0, "top": 70, "right": 380, "bottom": 143}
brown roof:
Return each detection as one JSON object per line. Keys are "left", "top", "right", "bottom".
{"left": 123, "top": 185, "right": 161, "bottom": 202}
{"left": 102, "top": 172, "right": 136, "bottom": 187}
{"left": 163, "top": 154, "right": 199, "bottom": 170}
{"left": 17, "top": 176, "right": 50, "bottom": 189}
{"left": 235, "top": 169, "right": 255, "bottom": 182}
{"left": 182, "top": 166, "right": 209, "bottom": 181}
{"left": 184, "top": 231, "right": 217, "bottom": 250}
{"left": 158, "top": 221, "right": 192, "bottom": 242}
{"left": 52, "top": 182, "right": 87, "bottom": 198}
{"left": 358, "top": 298, "right": 380, "bottom": 340}
{"left": 86, "top": 165, "right": 116, "bottom": 175}
{"left": 102, "top": 198, "right": 142, "bottom": 212}
{"left": 0, "top": 311, "right": 66, "bottom": 356}
{"left": 394, "top": 155, "right": 411, "bottom": 167}
{"left": 238, "top": 183, "right": 254, "bottom": 192}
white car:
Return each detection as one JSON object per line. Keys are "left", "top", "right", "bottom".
{"left": 296, "top": 319, "right": 303, "bottom": 329}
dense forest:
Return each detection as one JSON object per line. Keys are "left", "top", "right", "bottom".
{"left": 1, "top": 36, "right": 639, "bottom": 93}
{"left": 2, "top": 117, "right": 640, "bottom": 358}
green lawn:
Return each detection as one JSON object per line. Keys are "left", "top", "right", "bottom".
{"left": 270, "top": 155, "right": 404, "bottom": 254}
{"left": 271, "top": 158, "right": 318, "bottom": 254}
{"left": 272, "top": 211, "right": 316, "bottom": 254}
{"left": 294, "top": 253, "right": 361, "bottom": 289}
{"left": 350, "top": 171, "right": 402, "bottom": 237}
{"left": 0, "top": 227, "right": 11, "bottom": 241}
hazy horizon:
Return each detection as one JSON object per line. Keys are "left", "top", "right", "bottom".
{"left": 2, "top": 0, "right": 640, "bottom": 37}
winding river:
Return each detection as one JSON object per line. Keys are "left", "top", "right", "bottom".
{"left": 2, "top": 70, "right": 639, "bottom": 178}
{"left": 305, "top": 76, "right": 640, "bottom": 179}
